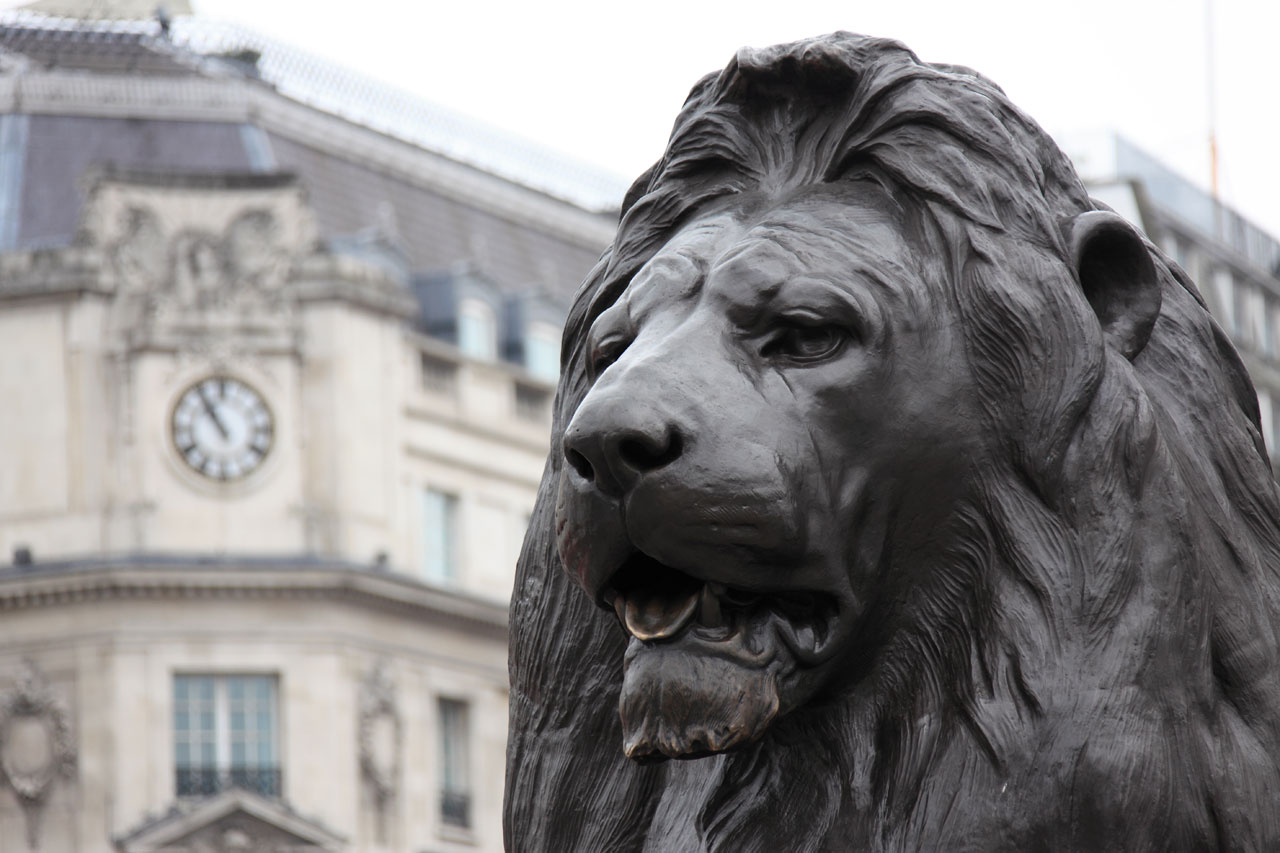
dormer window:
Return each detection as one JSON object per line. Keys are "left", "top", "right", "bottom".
{"left": 502, "top": 293, "right": 566, "bottom": 381}
{"left": 457, "top": 299, "right": 497, "bottom": 361}
{"left": 524, "top": 322, "right": 560, "bottom": 382}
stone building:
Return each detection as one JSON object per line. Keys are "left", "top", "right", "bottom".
{"left": 1064, "top": 132, "right": 1280, "bottom": 463}
{"left": 0, "top": 9, "right": 619, "bottom": 852}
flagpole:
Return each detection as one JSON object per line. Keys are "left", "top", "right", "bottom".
{"left": 1206, "top": 0, "right": 1222, "bottom": 238}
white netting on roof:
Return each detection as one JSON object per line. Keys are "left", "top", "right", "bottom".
{"left": 0, "top": 11, "right": 630, "bottom": 212}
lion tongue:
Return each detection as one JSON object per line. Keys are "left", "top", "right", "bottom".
{"left": 623, "top": 584, "right": 701, "bottom": 641}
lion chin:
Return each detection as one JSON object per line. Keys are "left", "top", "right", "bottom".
{"left": 620, "top": 640, "right": 782, "bottom": 761}
{"left": 606, "top": 554, "right": 836, "bottom": 761}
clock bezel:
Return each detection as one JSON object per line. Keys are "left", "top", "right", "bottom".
{"left": 168, "top": 374, "right": 276, "bottom": 484}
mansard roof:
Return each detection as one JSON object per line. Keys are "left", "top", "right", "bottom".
{"left": 0, "top": 21, "right": 203, "bottom": 75}
{"left": 0, "top": 13, "right": 620, "bottom": 300}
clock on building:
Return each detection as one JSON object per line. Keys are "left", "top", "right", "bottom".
{"left": 171, "top": 377, "right": 274, "bottom": 481}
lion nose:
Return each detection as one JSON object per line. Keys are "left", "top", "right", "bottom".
{"left": 563, "top": 392, "right": 685, "bottom": 496}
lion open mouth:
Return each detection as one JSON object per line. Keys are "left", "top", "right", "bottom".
{"left": 602, "top": 552, "right": 842, "bottom": 761}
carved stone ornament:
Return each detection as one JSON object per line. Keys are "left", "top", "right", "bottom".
{"left": 112, "top": 205, "right": 168, "bottom": 294}
{"left": 507, "top": 32, "right": 1280, "bottom": 852}
{"left": 81, "top": 173, "right": 315, "bottom": 320}
{"left": 357, "top": 661, "right": 401, "bottom": 805}
{"left": 0, "top": 660, "right": 76, "bottom": 850}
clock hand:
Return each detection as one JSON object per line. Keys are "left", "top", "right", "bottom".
{"left": 196, "top": 385, "right": 230, "bottom": 440}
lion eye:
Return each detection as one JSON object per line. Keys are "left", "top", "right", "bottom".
{"left": 589, "top": 337, "right": 630, "bottom": 378}
{"left": 762, "top": 324, "right": 849, "bottom": 363}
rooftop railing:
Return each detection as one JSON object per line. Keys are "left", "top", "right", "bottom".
{"left": 1114, "top": 136, "right": 1280, "bottom": 278}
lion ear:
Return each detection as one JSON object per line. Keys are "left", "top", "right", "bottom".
{"left": 1067, "top": 210, "right": 1162, "bottom": 361}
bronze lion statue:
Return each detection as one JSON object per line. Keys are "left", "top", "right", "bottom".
{"left": 505, "top": 33, "right": 1280, "bottom": 851}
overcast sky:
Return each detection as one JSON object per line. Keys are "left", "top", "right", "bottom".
{"left": 7, "top": 0, "right": 1279, "bottom": 240}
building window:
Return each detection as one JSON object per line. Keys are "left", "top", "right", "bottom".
{"left": 421, "top": 489, "right": 459, "bottom": 584}
{"left": 1233, "top": 277, "right": 1254, "bottom": 348}
{"left": 439, "top": 698, "right": 471, "bottom": 828}
{"left": 1163, "top": 232, "right": 1186, "bottom": 269}
{"left": 174, "top": 675, "right": 280, "bottom": 798}
{"left": 1259, "top": 388, "right": 1277, "bottom": 456}
{"left": 1270, "top": 300, "right": 1280, "bottom": 362}
{"left": 524, "top": 323, "right": 561, "bottom": 381}
{"left": 1271, "top": 407, "right": 1280, "bottom": 463}
{"left": 1260, "top": 294, "right": 1276, "bottom": 358}
{"left": 1242, "top": 282, "right": 1266, "bottom": 351}
{"left": 458, "top": 300, "right": 497, "bottom": 361}
{"left": 514, "top": 382, "right": 551, "bottom": 422}
{"left": 1212, "top": 267, "right": 1237, "bottom": 338}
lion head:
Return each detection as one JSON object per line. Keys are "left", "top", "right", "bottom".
{"left": 557, "top": 184, "right": 994, "bottom": 761}
{"left": 509, "top": 33, "right": 1280, "bottom": 851}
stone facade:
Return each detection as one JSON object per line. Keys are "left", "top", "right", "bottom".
{"left": 0, "top": 12, "right": 617, "bottom": 853}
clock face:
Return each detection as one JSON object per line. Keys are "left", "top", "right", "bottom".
{"left": 171, "top": 377, "right": 274, "bottom": 481}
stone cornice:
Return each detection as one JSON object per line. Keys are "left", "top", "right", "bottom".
{"left": 0, "top": 246, "right": 110, "bottom": 301}
{"left": 0, "top": 558, "right": 508, "bottom": 637}
{"left": 0, "top": 241, "right": 418, "bottom": 323}
{"left": 292, "top": 254, "right": 419, "bottom": 320}
{"left": 0, "top": 70, "right": 619, "bottom": 251}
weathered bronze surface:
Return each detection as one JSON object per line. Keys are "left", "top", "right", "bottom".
{"left": 505, "top": 32, "right": 1280, "bottom": 851}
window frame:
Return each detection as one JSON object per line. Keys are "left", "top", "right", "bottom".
{"left": 437, "top": 695, "right": 473, "bottom": 831}
{"left": 1258, "top": 387, "right": 1277, "bottom": 458}
{"left": 457, "top": 299, "right": 498, "bottom": 361}
{"left": 523, "top": 321, "right": 561, "bottom": 382}
{"left": 420, "top": 487, "right": 461, "bottom": 585}
{"left": 1213, "top": 266, "right": 1238, "bottom": 338}
{"left": 173, "top": 672, "right": 281, "bottom": 799}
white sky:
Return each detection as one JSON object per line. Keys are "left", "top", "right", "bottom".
{"left": 7, "top": 0, "right": 1280, "bottom": 241}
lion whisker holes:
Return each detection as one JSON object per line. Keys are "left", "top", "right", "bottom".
{"left": 566, "top": 448, "right": 595, "bottom": 482}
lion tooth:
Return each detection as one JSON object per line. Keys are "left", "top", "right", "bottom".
{"left": 699, "top": 583, "right": 723, "bottom": 627}
{"left": 623, "top": 587, "right": 700, "bottom": 641}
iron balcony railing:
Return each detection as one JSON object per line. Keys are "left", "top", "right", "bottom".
{"left": 441, "top": 789, "right": 471, "bottom": 828}
{"left": 176, "top": 765, "right": 281, "bottom": 798}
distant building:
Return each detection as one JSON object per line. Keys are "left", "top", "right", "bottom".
{"left": 1064, "top": 132, "right": 1280, "bottom": 464}
{"left": 0, "top": 9, "right": 619, "bottom": 853}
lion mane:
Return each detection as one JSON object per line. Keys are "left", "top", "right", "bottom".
{"left": 506, "top": 33, "right": 1280, "bottom": 851}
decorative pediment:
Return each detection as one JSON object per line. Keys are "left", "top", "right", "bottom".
{"left": 115, "top": 788, "right": 345, "bottom": 853}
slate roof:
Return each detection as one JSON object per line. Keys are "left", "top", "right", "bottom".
{"left": 168, "top": 18, "right": 629, "bottom": 213}
{"left": 0, "top": 22, "right": 200, "bottom": 75}
{"left": 18, "top": 115, "right": 257, "bottom": 248}
{"left": 266, "top": 133, "right": 604, "bottom": 298}
{"left": 0, "top": 14, "right": 618, "bottom": 301}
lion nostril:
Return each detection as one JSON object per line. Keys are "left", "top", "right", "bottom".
{"left": 618, "top": 432, "right": 683, "bottom": 473}
{"left": 566, "top": 447, "right": 596, "bottom": 482}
